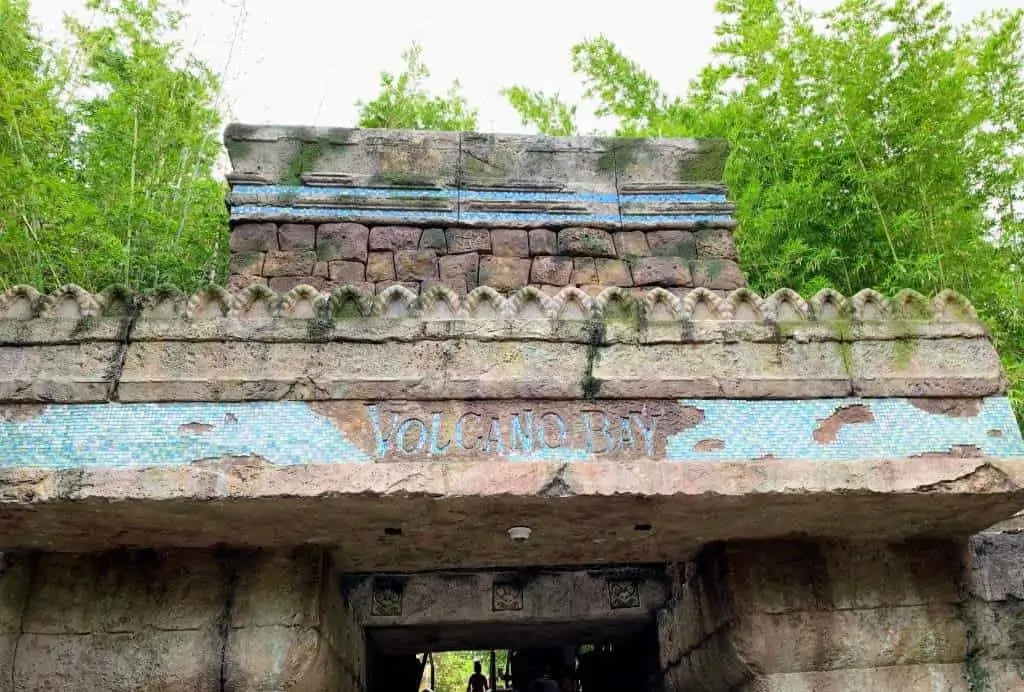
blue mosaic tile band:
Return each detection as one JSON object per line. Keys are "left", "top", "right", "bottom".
{"left": 227, "top": 185, "right": 735, "bottom": 228}
{"left": 1, "top": 398, "right": 1020, "bottom": 469}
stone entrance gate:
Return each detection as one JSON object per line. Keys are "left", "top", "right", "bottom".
{"left": 0, "top": 127, "right": 1023, "bottom": 690}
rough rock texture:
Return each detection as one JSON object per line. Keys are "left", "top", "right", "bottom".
{"left": 0, "top": 285, "right": 999, "bottom": 404}
{"left": 227, "top": 222, "right": 744, "bottom": 294}
{"left": 347, "top": 568, "right": 666, "bottom": 653}
{"left": 0, "top": 458, "right": 1022, "bottom": 571}
{"left": 658, "top": 540, "right": 975, "bottom": 691}
{"left": 0, "top": 548, "right": 365, "bottom": 691}
{"left": 960, "top": 532, "right": 1024, "bottom": 690}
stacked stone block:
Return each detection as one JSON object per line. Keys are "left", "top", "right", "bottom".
{"left": 658, "top": 540, "right": 976, "bottom": 691}
{"left": 960, "top": 533, "right": 1024, "bottom": 689}
{"left": 228, "top": 222, "right": 743, "bottom": 296}
{"left": 0, "top": 548, "right": 365, "bottom": 692}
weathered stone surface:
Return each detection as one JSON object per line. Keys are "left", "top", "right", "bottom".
{"left": 647, "top": 230, "right": 696, "bottom": 259}
{"left": 229, "top": 251, "right": 265, "bottom": 276}
{"left": 14, "top": 630, "right": 222, "bottom": 691}
{"left": 965, "top": 533, "right": 1024, "bottom": 601}
{"left": 660, "top": 539, "right": 973, "bottom": 692}
{"left": 263, "top": 250, "right": 316, "bottom": 277}
{"left": 0, "top": 343, "right": 118, "bottom": 403}
{"left": 318, "top": 223, "right": 369, "bottom": 262}
{"left": 225, "top": 625, "right": 339, "bottom": 691}
{"left": 22, "top": 551, "right": 226, "bottom": 633}
{"left": 596, "top": 259, "right": 632, "bottom": 286}
{"left": 348, "top": 568, "right": 666, "bottom": 651}
{"left": 431, "top": 277, "right": 468, "bottom": 294}
{"left": 445, "top": 228, "right": 491, "bottom": 253}
{"left": 419, "top": 228, "right": 447, "bottom": 251}
{"left": 612, "top": 137, "right": 729, "bottom": 186}
{"left": 231, "top": 550, "right": 323, "bottom": 628}
{"left": 458, "top": 132, "right": 618, "bottom": 194}
{"left": 696, "top": 227, "right": 738, "bottom": 260}
{"left": 313, "top": 261, "right": 330, "bottom": 278}
{"left": 631, "top": 257, "right": 692, "bottom": 286}
{"left": 269, "top": 276, "right": 323, "bottom": 292}
{"left": 491, "top": 228, "right": 530, "bottom": 257}
{"left": 3, "top": 547, "right": 360, "bottom": 692}
{"left": 366, "top": 252, "right": 395, "bottom": 282}
{"left": 230, "top": 223, "right": 278, "bottom": 252}
{"left": 328, "top": 261, "right": 365, "bottom": 283}
{"left": 594, "top": 341, "right": 852, "bottom": 398}
{"left": 691, "top": 259, "right": 746, "bottom": 290}
{"left": 368, "top": 226, "right": 420, "bottom": 252}
{"left": 224, "top": 125, "right": 460, "bottom": 188}
{"left": 571, "top": 258, "right": 599, "bottom": 285}
{"left": 226, "top": 275, "right": 267, "bottom": 292}
{"left": 0, "top": 555, "right": 31, "bottom": 634}
{"left": 375, "top": 281, "right": 419, "bottom": 295}
{"left": 529, "top": 228, "right": 557, "bottom": 255}
{"left": 748, "top": 665, "right": 969, "bottom": 691}
{"left": 851, "top": 338, "right": 1003, "bottom": 398}
{"left": 439, "top": 253, "right": 479, "bottom": 289}
{"left": 394, "top": 250, "right": 439, "bottom": 282}
{"left": 614, "top": 231, "right": 650, "bottom": 258}
{"left": 278, "top": 223, "right": 316, "bottom": 250}
{"left": 558, "top": 228, "right": 615, "bottom": 257}
{"left": 117, "top": 340, "right": 588, "bottom": 401}
{"left": 0, "top": 459, "right": 1021, "bottom": 570}
{"left": 531, "top": 256, "right": 573, "bottom": 285}
{"left": 479, "top": 256, "right": 531, "bottom": 291}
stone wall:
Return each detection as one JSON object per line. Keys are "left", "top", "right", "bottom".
{"left": 0, "top": 548, "right": 365, "bottom": 691}
{"left": 961, "top": 532, "right": 1024, "bottom": 690}
{"left": 227, "top": 222, "right": 743, "bottom": 295}
{"left": 658, "top": 540, "right": 975, "bottom": 691}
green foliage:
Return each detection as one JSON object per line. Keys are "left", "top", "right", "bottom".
{"left": 502, "top": 86, "right": 577, "bottom": 136}
{"left": 504, "top": 0, "right": 1024, "bottom": 417}
{"left": 0, "top": 0, "right": 227, "bottom": 292}
{"left": 357, "top": 43, "right": 478, "bottom": 131}
{"left": 426, "top": 651, "right": 508, "bottom": 692}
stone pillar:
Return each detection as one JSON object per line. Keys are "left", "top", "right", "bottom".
{"left": 658, "top": 540, "right": 971, "bottom": 691}
{"left": 0, "top": 548, "right": 365, "bottom": 691}
{"left": 961, "top": 532, "right": 1024, "bottom": 690}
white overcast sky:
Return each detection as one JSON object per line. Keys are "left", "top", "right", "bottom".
{"left": 31, "top": 0, "right": 1020, "bottom": 134}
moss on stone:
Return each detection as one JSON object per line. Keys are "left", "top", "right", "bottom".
{"left": 597, "top": 138, "right": 644, "bottom": 175}
{"left": 370, "top": 171, "right": 438, "bottom": 188}
{"left": 677, "top": 140, "right": 729, "bottom": 181}
{"left": 892, "top": 338, "right": 918, "bottom": 371}
{"left": 282, "top": 141, "right": 327, "bottom": 186}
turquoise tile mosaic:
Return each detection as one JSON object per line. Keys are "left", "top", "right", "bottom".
{"left": 0, "top": 402, "right": 370, "bottom": 469}
{"left": 0, "top": 398, "right": 1020, "bottom": 469}
{"left": 664, "top": 397, "right": 1024, "bottom": 462}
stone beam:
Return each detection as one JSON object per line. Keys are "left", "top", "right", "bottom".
{"left": 1, "top": 458, "right": 1023, "bottom": 572}
{"left": 222, "top": 126, "right": 734, "bottom": 230}
{"left": 346, "top": 568, "right": 667, "bottom": 653}
{"left": 0, "top": 284, "right": 1002, "bottom": 404}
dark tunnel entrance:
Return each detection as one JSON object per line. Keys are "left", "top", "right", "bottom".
{"left": 365, "top": 603, "right": 662, "bottom": 692}
{"left": 345, "top": 565, "right": 669, "bottom": 692}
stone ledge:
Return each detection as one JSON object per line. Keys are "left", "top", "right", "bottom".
{"left": 0, "top": 458, "right": 1023, "bottom": 570}
{"left": 0, "top": 284, "right": 988, "bottom": 343}
{"left": 0, "top": 284, "right": 1002, "bottom": 403}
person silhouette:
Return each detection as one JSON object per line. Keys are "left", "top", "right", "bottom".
{"left": 528, "top": 665, "right": 560, "bottom": 692}
{"left": 467, "top": 660, "right": 489, "bottom": 692}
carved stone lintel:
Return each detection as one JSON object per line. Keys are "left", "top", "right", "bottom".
{"left": 608, "top": 580, "right": 640, "bottom": 609}
{"left": 371, "top": 579, "right": 403, "bottom": 616}
{"left": 493, "top": 583, "right": 523, "bottom": 611}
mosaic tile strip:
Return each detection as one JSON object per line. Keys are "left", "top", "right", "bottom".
{"left": 228, "top": 185, "right": 734, "bottom": 229}
{"left": 0, "top": 398, "right": 1020, "bottom": 469}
